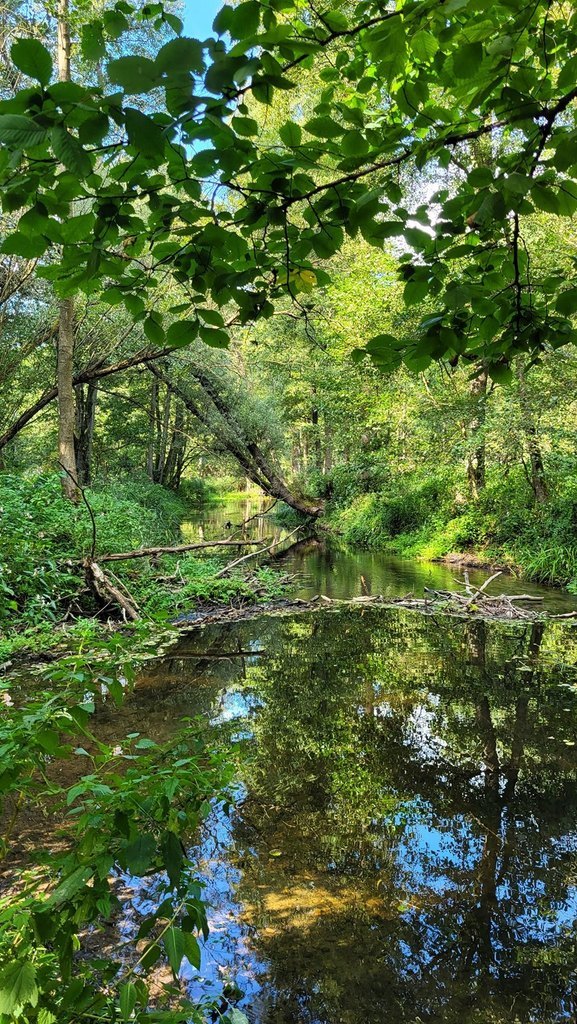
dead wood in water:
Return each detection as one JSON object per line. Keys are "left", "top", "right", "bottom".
{"left": 174, "top": 580, "right": 577, "bottom": 629}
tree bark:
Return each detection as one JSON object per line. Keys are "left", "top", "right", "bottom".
{"left": 148, "top": 364, "right": 323, "bottom": 517}
{"left": 466, "top": 366, "right": 488, "bottom": 499}
{"left": 56, "top": 0, "right": 79, "bottom": 502}
{"left": 146, "top": 377, "right": 158, "bottom": 481}
{"left": 518, "top": 366, "right": 547, "bottom": 503}
{"left": 164, "top": 400, "right": 186, "bottom": 490}
{"left": 75, "top": 382, "right": 97, "bottom": 486}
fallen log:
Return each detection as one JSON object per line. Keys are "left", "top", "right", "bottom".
{"left": 214, "top": 525, "right": 304, "bottom": 578}
{"left": 99, "top": 539, "right": 269, "bottom": 563}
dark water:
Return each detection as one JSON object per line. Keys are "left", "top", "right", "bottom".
{"left": 123, "top": 566, "right": 577, "bottom": 1022}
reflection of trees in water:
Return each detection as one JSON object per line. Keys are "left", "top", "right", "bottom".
{"left": 218, "top": 610, "right": 577, "bottom": 1024}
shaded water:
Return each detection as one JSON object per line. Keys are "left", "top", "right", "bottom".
{"left": 124, "top": 572, "right": 577, "bottom": 1021}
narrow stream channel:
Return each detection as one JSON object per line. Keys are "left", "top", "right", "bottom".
{"left": 119, "top": 501, "right": 577, "bottom": 1022}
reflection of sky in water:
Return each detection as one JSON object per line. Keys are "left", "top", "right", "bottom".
{"left": 119, "top": 587, "right": 577, "bottom": 1021}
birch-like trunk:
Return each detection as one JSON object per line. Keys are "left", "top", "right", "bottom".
{"left": 57, "top": 0, "right": 79, "bottom": 501}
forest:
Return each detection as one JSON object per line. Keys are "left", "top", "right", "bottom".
{"left": 1, "top": 0, "right": 577, "bottom": 1022}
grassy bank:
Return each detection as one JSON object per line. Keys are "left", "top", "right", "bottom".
{"left": 0, "top": 473, "right": 286, "bottom": 660}
{"left": 329, "top": 469, "right": 577, "bottom": 591}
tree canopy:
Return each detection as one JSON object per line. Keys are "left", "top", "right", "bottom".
{"left": 1, "top": 0, "right": 577, "bottom": 380}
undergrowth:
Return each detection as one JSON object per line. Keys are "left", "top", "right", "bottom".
{"left": 0, "top": 473, "right": 286, "bottom": 657}
{"left": 331, "top": 469, "right": 577, "bottom": 588}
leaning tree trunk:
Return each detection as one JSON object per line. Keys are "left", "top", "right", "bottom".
{"left": 148, "top": 364, "right": 323, "bottom": 517}
{"left": 56, "top": 0, "right": 79, "bottom": 502}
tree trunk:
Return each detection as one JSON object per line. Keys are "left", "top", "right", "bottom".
{"left": 155, "top": 387, "right": 171, "bottom": 483}
{"left": 311, "top": 392, "right": 323, "bottom": 474}
{"left": 56, "top": 0, "right": 78, "bottom": 502}
{"left": 0, "top": 346, "right": 176, "bottom": 454}
{"left": 518, "top": 366, "right": 548, "bottom": 503}
{"left": 146, "top": 377, "right": 158, "bottom": 480}
{"left": 164, "top": 400, "right": 186, "bottom": 490}
{"left": 75, "top": 382, "right": 97, "bottom": 486}
{"left": 58, "top": 295, "right": 79, "bottom": 501}
{"left": 466, "top": 366, "right": 488, "bottom": 499}
{"left": 148, "top": 364, "right": 323, "bottom": 518}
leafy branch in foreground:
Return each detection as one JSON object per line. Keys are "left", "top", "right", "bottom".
{"left": 0, "top": 639, "right": 237, "bottom": 1024}
{"left": 0, "top": 0, "right": 576, "bottom": 377}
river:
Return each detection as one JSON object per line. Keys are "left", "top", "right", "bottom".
{"left": 113, "top": 501, "right": 577, "bottom": 1021}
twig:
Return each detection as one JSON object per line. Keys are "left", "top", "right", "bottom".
{"left": 464, "top": 571, "right": 503, "bottom": 608}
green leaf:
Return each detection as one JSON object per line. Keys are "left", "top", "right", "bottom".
{"left": 124, "top": 108, "right": 165, "bottom": 157}
{"left": 161, "top": 829, "right": 184, "bottom": 887}
{"left": 47, "top": 865, "right": 91, "bottom": 907}
{"left": 51, "top": 127, "right": 92, "bottom": 177}
{"left": 305, "top": 116, "right": 340, "bottom": 138}
{"left": 2, "top": 232, "right": 48, "bottom": 258}
{"left": 119, "top": 982, "right": 137, "bottom": 1021}
{"left": 163, "top": 927, "right": 184, "bottom": 975}
{"left": 411, "top": 31, "right": 438, "bottom": 62}
{"left": 11, "top": 38, "right": 53, "bottom": 85}
{"left": 0, "top": 962, "right": 38, "bottom": 1015}
{"left": 556, "top": 287, "right": 577, "bottom": 315}
{"left": 38, "top": 1010, "right": 57, "bottom": 1024}
{"left": 60, "top": 213, "right": 95, "bottom": 243}
{"left": 233, "top": 116, "right": 259, "bottom": 137}
{"left": 0, "top": 114, "right": 47, "bottom": 147}
{"left": 404, "top": 279, "right": 430, "bottom": 305}
{"left": 279, "top": 121, "right": 302, "bottom": 147}
{"left": 198, "top": 308, "right": 225, "bottom": 327}
{"left": 156, "top": 37, "right": 204, "bottom": 74}
{"left": 229, "top": 0, "right": 261, "bottom": 38}
{"left": 124, "top": 834, "right": 156, "bottom": 876}
{"left": 107, "top": 56, "right": 159, "bottom": 94}
{"left": 167, "top": 319, "right": 199, "bottom": 348}
{"left": 143, "top": 315, "right": 165, "bottom": 344}
{"left": 199, "top": 326, "right": 230, "bottom": 348}
{"left": 453, "top": 42, "right": 483, "bottom": 79}
{"left": 81, "top": 22, "right": 106, "bottom": 62}
{"left": 182, "top": 932, "right": 201, "bottom": 970}
{"left": 227, "top": 1011, "right": 250, "bottom": 1024}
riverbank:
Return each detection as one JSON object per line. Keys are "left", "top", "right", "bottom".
{"left": 329, "top": 474, "right": 577, "bottom": 591}
{"left": 0, "top": 474, "right": 289, "bottom": 662}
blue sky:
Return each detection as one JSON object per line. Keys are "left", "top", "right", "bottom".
{"left": 183, "top": 0, "right": 223, "bottom": 39}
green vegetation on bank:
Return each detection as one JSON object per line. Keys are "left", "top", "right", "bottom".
{"left": 0, "top": 473, "right": 285, "bottom": 661}
{"left": 329, "top": 469, "right": 577, "bottom": 590}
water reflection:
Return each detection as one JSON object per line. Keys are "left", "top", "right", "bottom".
{"left": 131, "top": 607, "right": 577, "bottom": 1023}
{"left": 182, "top": 498, "right": 577, "bottom": 613}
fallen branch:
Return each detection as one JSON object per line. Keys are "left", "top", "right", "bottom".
{"left": 464, "top": 570, "right": 503, "bottom": 609}
{"left": 99, "top": 539, "right": 270, "bottom": 563}
{"left": 84, "top": 559, "right": 139, "bottom": 621}
{"left": 214, "top": 525, "right": 304, "bottom": 578}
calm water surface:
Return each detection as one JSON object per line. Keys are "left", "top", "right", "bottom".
{"left": 121, "top": 501, "right": 577, "bottom": 1023}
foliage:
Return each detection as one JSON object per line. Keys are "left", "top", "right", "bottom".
{"left": 0, "top": 1, "right": 577, "bottom": 377}
{"left": 0, "top": 640, "right": 236, "bottom": 1024}
{"left": 0, "top": 473, "right": 286, "bottom": 642}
